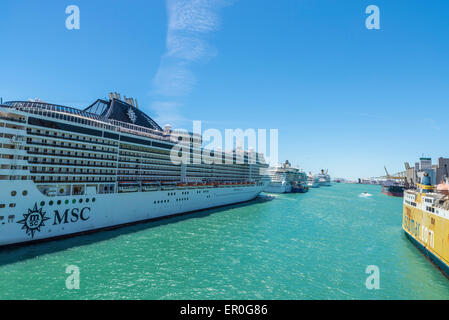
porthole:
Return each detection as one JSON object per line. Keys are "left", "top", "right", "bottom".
{"left": 11, "top": 191, "right": 17, "bottom": 197}
{"left": 40, "top": 201, "right": 45, "bottom": 206}
{"left": 49, "top": 201, "right": 54, "bottom": 206}
{"left": 86, "top": 199, "right": 89, "bottom": 203}
{"left": 72, "top": 199, "right": 76, "bottom": 204}
{"left": 92, "top": 198, "right": 96, "bottom": 202}
{"left": 79, "top": 199, "right": 83, "bottom": 203}
{"left": 65, "top": 200, "right": 69, "bottom": 204}
{"left": 57, "top": 200, "right": 62, "bottom": 205}
{"left": 22, "top": 190, "right": 28, "bottom": 196}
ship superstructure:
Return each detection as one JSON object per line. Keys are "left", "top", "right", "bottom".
{"left": 316, "top": 170, "right": 331, "bottom": 187}
{"left": 307, "top": 172, "right": 320, "bottom": 188}
{"left": 0, "top": 94, "right": 269, "bottom": 247}
{"left": 264, "top": 160, "right": 308, "bottom": 193}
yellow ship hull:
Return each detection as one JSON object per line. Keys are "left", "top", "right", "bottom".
{"left": 403, "top": 203, "right": 449, "bottom": 276}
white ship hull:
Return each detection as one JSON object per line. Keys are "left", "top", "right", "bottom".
{"left": 0, "top": 181, "right": 268, "bottom": 247}
{"left": 319, "top": 182, "right": 331, "bottom": 187}
{"left": 263, "top": 181, "right": 291, "bottom": 193}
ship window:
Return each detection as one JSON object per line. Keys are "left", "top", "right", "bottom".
{"left": 0, "top": 204, "right": 5, "bottom": 209}
{"left": 49, "top": 201, "right": 54, "bottom": 206}
{"left": 9, "top": 203, "right": 16, "bottom": 208}
{"left": 40, "top": 201, "right": 45, "bottom": 206}
{"left": 11, "top": 191, "right": 17, "bottom": 196}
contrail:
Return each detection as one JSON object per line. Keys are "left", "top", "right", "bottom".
{"left": 151, "top": 0, "right": 231, "bottom": 124}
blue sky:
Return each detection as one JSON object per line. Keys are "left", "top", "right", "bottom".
{"left": 0, "top": 0, "right": 448, "bottom": 179}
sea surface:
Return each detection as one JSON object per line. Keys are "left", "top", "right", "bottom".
{"left": 1, "top": 183, "right": 449, "bottom": 300}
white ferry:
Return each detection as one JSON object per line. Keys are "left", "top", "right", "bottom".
{"left": 0, "top": 93, "right": 269, "bottom": 247}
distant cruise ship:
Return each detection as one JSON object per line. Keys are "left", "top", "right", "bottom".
{"left": 316, "top": 169, "right": 331, "bottom": 187}
{"left": 264, "top": 160, "right": 308, "bottom": 193}
{"left": 0, "top": 93, "right": 269, "bottom": 247}
{"left": 307, "top": 172, "right": 320, "bottom": 188}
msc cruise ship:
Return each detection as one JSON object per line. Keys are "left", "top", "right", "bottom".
{"left": 0, "top": 93, "right": 269, "bottom": 247}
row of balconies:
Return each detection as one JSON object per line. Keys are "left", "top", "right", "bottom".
{"left": 26, "top": 140, "right": 117, "bottom": 155}
{"left": 27, "top": 129, "right": 119, "bottom": 147}
{"left": 26, "top": 148, "right": 117, "bottom": 161}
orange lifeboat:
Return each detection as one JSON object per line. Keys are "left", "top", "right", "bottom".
{"left": 437, "top": 180, "right": 449, "bottom": 194}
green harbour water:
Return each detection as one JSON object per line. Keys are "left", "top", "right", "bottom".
{"left": 1, "top": 183, "right": 449, "bottom": 299}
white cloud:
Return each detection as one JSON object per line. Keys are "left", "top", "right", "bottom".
{"left": 424, "top": 118, "right": 440, "bottom": 131}
{"left": 152, "top": 61, "right": 196, "bottom": 97}
{"left": 151, "top": 101, "right": 191, "bottom": 126}
{"left": 167, "top": 0, "right": 224, "bottom": 33}
{"left": 150, "top": 0, "right": 231, "bottom": 123}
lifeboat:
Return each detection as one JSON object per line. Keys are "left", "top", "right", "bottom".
{"left": 142, "top": 181, "right": 160, "bottom": 192}
{"left": 161, "top": 182, "right": 176, "bottom": 190}
{"left": 118, "top": 181, "right": 139, "bottom": 193}
{"left": 437, "top": 180, "right": 449, "bottom": 194}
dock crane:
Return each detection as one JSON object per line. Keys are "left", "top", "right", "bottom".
{"left": 384, "top": 166, "right": 409, "bottom": 188}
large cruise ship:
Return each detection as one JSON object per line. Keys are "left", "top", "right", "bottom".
{"left": 307, "top": 172, "right": 320, "bottom": 188}
{"left": 264, "top": 160, "right": 308, "bottom": 193}
{"left": 0, "top": 93, "right": 269, "bottom": 247}
{"left": 316, "top": 169, "right": 331, "bottom": 187}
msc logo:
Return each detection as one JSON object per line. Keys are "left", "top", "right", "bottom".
{"left": 53, "top": 207, "right": 91, "bottom": 225}
{"left": 17, "top": 203, "right": 50, "bottom": 238}
{"left": 18, "top": 204, "right": 91, "bottom": 238}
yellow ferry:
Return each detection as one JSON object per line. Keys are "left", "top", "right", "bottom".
{"left": 402, "top": 181, "right": 449, "bottom": 276}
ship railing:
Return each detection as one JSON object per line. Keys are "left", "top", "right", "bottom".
{"left": 109, "top": 119, "right": 172, "bottom": 142}
{"left": 3, "top": 101, "right": 177, "bottom": 143}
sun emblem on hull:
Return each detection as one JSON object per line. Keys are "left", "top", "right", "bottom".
{"left": 127, "top": 107, "right": 137, "bottom": 124}
{"left": 17, "top": 203, "right": 50, "bottom": 238}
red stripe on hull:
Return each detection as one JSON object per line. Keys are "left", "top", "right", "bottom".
{"left": 381, "top": 190, "right": 404, "bottom": 197}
